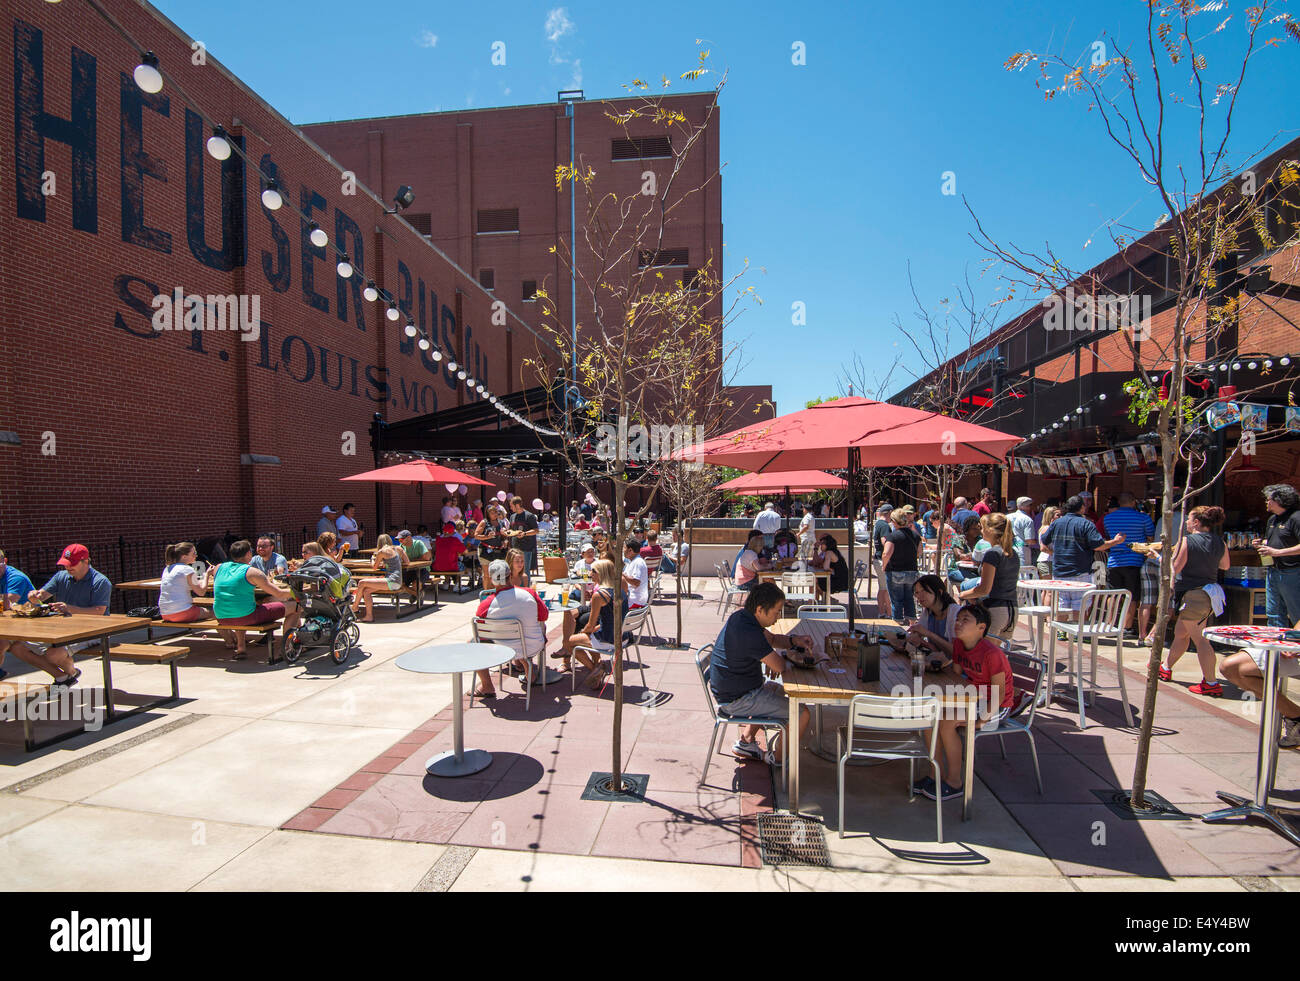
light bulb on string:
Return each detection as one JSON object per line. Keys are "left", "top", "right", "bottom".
{"left": 448, "top": 361, "right": 458, "bottom": 371}
{"left": 336, "top": 253, "right": 353, "bottom": 278}
{"left": 308, "top": 223, "right": 328, "bottom": 248}
{"left": 386, "top": 302, "right": 400, "bottom": 322}
{"left": 261, "top": 179, "right": 283, "bottom": 211}
{"left": 1248, "top": 362, "right": 1257, "bottom": 370}
{"left": 363, "top": 282, "right": 379, "bottom": 302}
{"left": 404, "top": 321, "right": 418, "bottom": 338}
{"left": 431, "top": 349, "right": 443, "bottom": 362}
{"left": 206, "top": 126, "right": 232, "bottom": 161}
{"left": 1232, "top": 362, "right": 1242, "bottom": 370}
{"left": 418, "top": 336, "right": 431, "bottom": 351}
{"left": 133, "top": 52, "right": 163, "bottom": 94}
{"left": 457, "top": 370, "right": 467, "bottom": 380}
{"left": 1282, "top": 357, "right": 1292, "bottom": 367}
{"left": 1264, "top": 360, "right": 1274, "bottom": 369}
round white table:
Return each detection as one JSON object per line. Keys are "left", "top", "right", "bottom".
{"left": 1202, "top": 626, "right": 1300, "bottom": 846}
{"left": 396, "top": 642, "right": 513, "bottom": 777}
{"left": 1018, "top": 579, "right": 1094, "bottom": 707}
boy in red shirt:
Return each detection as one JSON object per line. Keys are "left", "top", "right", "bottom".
{"left": 433, "top": 523, "right": 467, "bottom": 574}
{"left": 917, "top": 603, "right": 1017, "bottom": 802}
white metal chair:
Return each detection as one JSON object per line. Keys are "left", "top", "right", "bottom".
{"left": 1049, "top": 588, "right": 1134, "bottom": 728}
{"left": 471, "top": 616, "right": 544, "bottom": 711}
{"left": 714, "top": 563, "right": 746, "bottom": 615}
{"left": 797, "top": 604, "right": 847, "bottom": 620}
{"left": 969, "top": 645, "right": 1046, "bottom": 794}
{"left": 781, "top": 571, "right": 817, "bottom": 608}
{"left": 571, "top": 604, "right": 651, "bottom": 694}
{"left": 695, "top": 643, "right": 788, "bottom": 791}
{"left": 836, "top": 693, "right": 943, "bottom": 842}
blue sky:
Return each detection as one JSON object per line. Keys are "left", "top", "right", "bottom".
{"left": 151, "top": 0, "right": 1299, "bottom": 412}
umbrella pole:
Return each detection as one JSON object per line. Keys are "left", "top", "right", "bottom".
{"left": 848, "top": 449, "right": 859, "bottom": 630}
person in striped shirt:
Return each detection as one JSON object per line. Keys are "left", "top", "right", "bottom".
{"left": 1103, "top": 492, "right": 1154, "bottom": 634}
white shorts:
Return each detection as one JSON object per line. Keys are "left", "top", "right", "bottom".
{"left": 1247, "top": 650, "right": 1300, "bottom": 678}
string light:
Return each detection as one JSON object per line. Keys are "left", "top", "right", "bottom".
{"left": 206, "top": 125, "right": 232, "bottom": 160}
{"left": 336, "top": 252, "right": 353, "bottom": 278}
{"left": 308, "top": 223, "right": 328, "bottom": 248}
{"left": 261, "top": 178, "right": 283, "bottom": 211}
{"left": 363, "top": 282, "right": 379, "bottom": 302}
{"left": 133, "top": 51, "right": 163, "bottom": 93}
{"left": 386, "top": 302, "right": 400, "bottom": 322}
{"left": 404, "top": 321, "right": 418, "bottom": 338}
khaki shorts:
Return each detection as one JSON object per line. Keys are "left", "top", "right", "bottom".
{"left": 1176, "top": 588, "right": 1212, "bottom": 625}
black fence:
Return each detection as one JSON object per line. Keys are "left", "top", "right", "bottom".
{"left": 3, "top": 528, "right": 321, "bottom": 613}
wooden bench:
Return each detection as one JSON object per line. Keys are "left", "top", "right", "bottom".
{"left": 104, "top": 643, "right": 188, "bottom": 716}
{"left": 177, "top": 620, "right": 283, "bottom": 663}
{"left": 366, "top": 582, "right": 425, "bottom": 618}
{"left": 427, "top": 568, "right": 473, "bottom": 594}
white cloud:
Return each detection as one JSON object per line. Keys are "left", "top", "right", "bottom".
{"left": 545, "top": 8, "right": 574, "bottom": 43}
{"left": 416, "top": 29, "right": 438, "bottom": 48}
{"left": 545, "top": 7, "right": 580, "bottom": 88}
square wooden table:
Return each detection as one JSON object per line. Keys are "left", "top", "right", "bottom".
{"left": 0, "top": 612, "right": 153, "bottom": 744}
{"left": 774, "top": 616, "right": 980, "bottom": 820}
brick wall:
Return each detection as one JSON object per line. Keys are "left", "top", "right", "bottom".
{"left": 0, "top": 0, "right": 560, "bottom": 571}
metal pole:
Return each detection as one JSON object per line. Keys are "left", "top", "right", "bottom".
{"left": 847, "top": 449, "right": 859, "bottom": 630}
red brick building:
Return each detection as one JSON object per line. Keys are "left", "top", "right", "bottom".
{"left": 0, "top": 0, "right": 561, "bottom": 571}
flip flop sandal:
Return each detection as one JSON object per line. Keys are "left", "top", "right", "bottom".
{"left": 54, "top": 669, "right": 82, "bottom": 687}
{"left": 471, "top": 687, "right": 497, "bottom": 699}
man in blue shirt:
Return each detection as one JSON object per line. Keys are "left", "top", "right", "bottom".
{"left": 0, "top": 544, "right": 112, "bottom": 686}
{"left": 710, "top": 582, "right": 812, "bottom": 766}
{"left": 0, "top": 548, "right": 35, "bottom": 606}
{"left": 1040, "top": 497, "right": 1125, "bottom": 618}
{"left": 949, "top": 497, "right": 978, "bottom": 533}
{"left": 249, "top": 536, "right": 288, "bottom": 577}
{"left": 1103, "top": 492, "right": 1154, "bottom": 634}
{"left": 0, "top": 548, "right": 36, "bottom": 680}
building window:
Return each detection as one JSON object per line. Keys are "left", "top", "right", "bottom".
{"left": 682, "top": 268, "right": 701, "bottom": 291}
{"left": 479, "top": 268, "right": 495, "bottom": 291}
{"left": 638, "top": 248, "right": 689, "bottom": 268}
{"left": 522, "top": 280, "right": 538, "bottom": 302}
{"left": 612, "top": 136, "right": 672, "bottom": 160}
{"left": 476, "top": 208, "right": 519, "bottom": 234}
{"left": 406, "top": 212, "right": 432, "bottom": 237}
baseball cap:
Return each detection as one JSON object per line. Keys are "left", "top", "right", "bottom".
{"left": 442, "top": 523, "right": 455, "bottom": 534}
{"left": 1017, "top": 496, "right": 1034, "bottom": 508}
{"left": 397, "top": 529, "right": 412, "bottom": 539}
{"left": 1079, "top": 491, "right": 1093, "bottom": 501}
{"left": 894, "top": 505, "right": 916, "bottom": 518}
{"left": 876, "top": 503, "right": 893, "bottom": 514}
{"left": 58, "top": 543, "right": 89, "bottom": 568}
{"left": 581, "top": 543, "right": 596, "bottom": 553}
{"left": 321, "top": 505, "right": 338, "bottom": 515}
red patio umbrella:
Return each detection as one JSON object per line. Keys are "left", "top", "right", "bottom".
{"left": 714, "top": 469, "right": 847, "bottom": 495}
{"left": 342, "top": 461, "right": 494, "bottom": 532}
{"left": 680, "top": 397, "right": 1021, "bottom": 626}
{"left": 340, "top": 461, "right": 493, "bottom": 486}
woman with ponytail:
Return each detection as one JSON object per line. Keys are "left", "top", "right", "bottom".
{"left": 159, "top": 542, "right": 209, "bottom": 624}
{"left": 958, "top": 512, "right": 1021, "bottom": 639}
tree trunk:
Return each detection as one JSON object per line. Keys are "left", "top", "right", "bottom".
{"left": 675, "top": 511, "right": 685, "bottom": 646}
{"left": 610, "top": 480, "right": 627, "bottom": 791}
{"left": 1131, "top": 401, "right": 1177, "bottom": 808}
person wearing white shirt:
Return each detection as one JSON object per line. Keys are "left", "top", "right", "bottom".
{"left": 622, "top": 540, "right": 649, "bottom": 608}
{"left": 335, "top": 503, "right": 361, "bottom": 550}
{"left": 753, "top": 502, "right": 782, "bottom": 551}
{"left": 573, "top": 544, "right": 598, "bottom": 576}
{"left": 797, "top": 507, "right": 816, "bottom": 558}
{"left": 1010, "top": 497, "right": 1038, "bottom": 566}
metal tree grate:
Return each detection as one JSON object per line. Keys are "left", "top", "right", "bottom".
{"left": 756, "top": 813, "right": 832, "bottom": 867}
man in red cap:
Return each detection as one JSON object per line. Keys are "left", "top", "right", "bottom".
{"left": 0, "top": 544, "right": 112, "bottom": 686}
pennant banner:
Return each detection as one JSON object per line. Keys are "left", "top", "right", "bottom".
{"left": 1206, "top": 401, "right": 1241, "bottom": 431}
{"left": 1287, "top": 407, "right": 1300, "bottom": 434}
{"left": 1122, "top": 446, "right": 1140, "bottom": 467}
{"left": 1240, "top": 403, "right": 1268, "bottom": 432}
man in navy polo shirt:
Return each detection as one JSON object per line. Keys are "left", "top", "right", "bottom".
{"left": 1040, "top": 497, "right": 1125, "bottom": 619}
{"left": 0, "top": 544, "right": 112, "bottom": 686}
{"left": 710, "top": 582, "right": 812, "bottom": 766}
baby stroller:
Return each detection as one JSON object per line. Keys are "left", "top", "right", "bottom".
{"left": 283, "top": 556, "right": 358, "bottom": 665}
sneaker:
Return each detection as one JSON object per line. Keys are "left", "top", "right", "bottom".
{"left": 1158, "top": 665, "right": 1173, "bottom": 682}
{"left": 1189, "top": 680, "right": 1224, "bottom": 697}
{"left": 1280, "top": 716, "right": 1300, "bottom": 749}
{"left": 761, "top": 749, "right": 778, "bottom": 766}
{"left": 912, "top": 776, "right": 936, "bottom": 798}
{"left": 920, "top": 780, "right": 964, "bottom": 802}
{"left": 732, "top": 739, "right": 763, "bottom": 760}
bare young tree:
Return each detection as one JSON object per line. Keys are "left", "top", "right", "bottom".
{"left": 525, "top": 55, "right": 756, "bottom": 794}
{"left": 979, "top": 0, "right": 1300, "bottom": 811}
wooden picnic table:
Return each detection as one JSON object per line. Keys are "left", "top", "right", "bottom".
{"left": 117, "top": 576, "right": 288, "bottom": 598}
{"left": 0, "top": 611, "right": 154, "bottom": 745}
{"left": 757, "top": 569, "right": 833, "bottom": 593}
{"left": 775, "top": 616, "right": 980, "bottom": 820}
